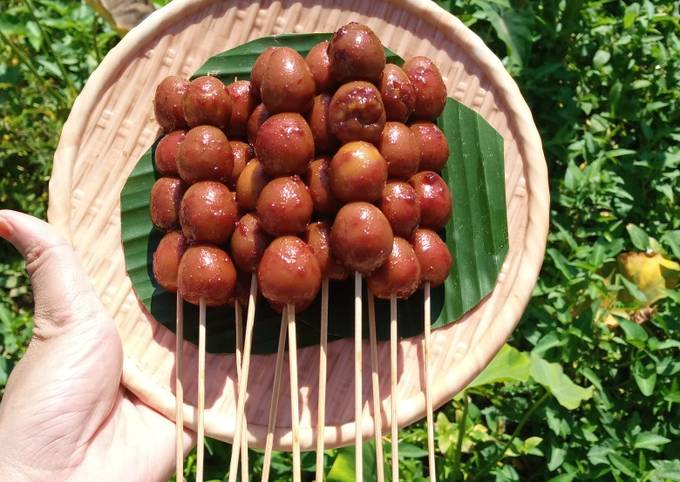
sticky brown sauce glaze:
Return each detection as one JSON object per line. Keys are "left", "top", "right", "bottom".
{"left": 236, "top": 159, "right": 269, "bottom": 212}
{"left": 154, "top": 130, "right": 185, "bottom": 177}
{"left": 228, "top": 140, "right": 255, "bottom": 189}
{"left": 307, "top": 94, "right": 339, "bottom": 154}
{"left": 261, "top": 47, "right": 315, "bottom": 114}
{"left": 410, "top": 122, "right": 449, "bottom": 172}
{"left": 226, "top": 80, "right": 259, "bottom": 140}
{"left": 306, "top": 157, "right": 341, "bottom": 215}
{"left": 178, "top": 245, "right": 237, "bottom": 306}
{"left": 409, "top": 171, "right": 452, "bottom": 230}
{"left": 255, "top": 113, "right": 315, "bottom": 177}
{"left": 379, "top": 64, "right": 416, "bottom": 123}
{"left": 305, "top": 221, "right": 348, "bottom": 280}
{"left": 183, "top": 75, "right": 232, "bottom": 129}
{"left": 328, "top": 22, "right": 386, "bottom": 83}
{"left": 153, "top": 75, "right": 188, "bottom": 132}
{"left": 150, "top": 177, "right": 186, "bottom": 230}
{"left": 177, "top": 125, "right": 233, "bottom": 184}
{"left": 148, "top": 22, "right": 456, "bottom": 312}
{"left": 379, "top": 121, "right": 421, "bottom": 179}
{"left": 180, "top": 181, "right": 238, "bottom": 244}
{"left": 257, "top": 236, "right": 322, "bottom": 307}
{"left": 412, "top": 228, "right": 452, "bottom": 287}
{"left": 403, "top": 56, "right": 447, "bottom": 120}
{"left": 230, "top": 213, "right": 271, "bottom": 273}
{"left": 250, "top": 46, "right": 278, "bottom": 92}
{"left": 256, "top": 176, "right": 313, "bottom": 236}
{"left": 380, "top": 180, "right": 421, "bottom": 238}
{"left": 329, "top": 81, "right": 386, "bottom": 144}
{"left": 152, "top": 230, "right": 187, "bottom": 292}
{"left": 368, "top": 237, "right": 421, "bottom": 299}
{"left": 330, "top": 141, "right": 387, "bottom": 203}
{"left": 247, "top": 103, "right": 270, "bottom": 144}
{"left": 330, "top": 202, "right": 394, "bottom": 274}
{"left": 305, "top": 41, "right": 335, "bottom": 93}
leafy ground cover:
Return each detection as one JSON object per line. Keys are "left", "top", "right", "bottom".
{"left": 1, "top": 1, "right": 678, "bottom": 480}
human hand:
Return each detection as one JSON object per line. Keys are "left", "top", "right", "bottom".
{"left": 0, "top": 210, "right": 195, "bottom": 482}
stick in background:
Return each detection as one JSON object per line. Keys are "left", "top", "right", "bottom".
{"left": 423, "top": 283, "right": 436, "bottom": 481}
{"left": 411, "top": 228, "right": 453, "bottom": 481}
{"left": 365, "top": 236, "right": 423, "bottom": 481}
{"left": 355, "top": 271, "right": 363, "bottom": 481}
{"left": 256, "top": 235, "right": 324, "bottom": 481}
{"left": 330, "top": 202, "right": 394, "bottom": 481}
{"left": 287, "top": 304, "right": 302, "bottom": 482}
{"left": 234, "top": 300, "right": 249, "bottom": 482}
{"left": 390, "top": 295, "right": 399, "bottom": 482}
{"left": 315, "top": 278, "right": 329, "bottom": 482}
{"left": 228, "top": 275, "right": 258, "bottom": 482}
{"left": 175, "top": 292, "right": 185, "bottom": 482}
{"left": 174, "top": 244, "right": 243, "bottom": 481}
{"left": 197, "top": 298, "right": 207, "bottom": 482}
{"left": 368, "top": 292, "right": 386, "bottom": 482}
{"left": 260, "top": 312, "right": 287, "bottom": 482}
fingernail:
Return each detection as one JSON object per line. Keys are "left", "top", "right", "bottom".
{"left": 0, "top": 217, "right": 12, "bottom": 240}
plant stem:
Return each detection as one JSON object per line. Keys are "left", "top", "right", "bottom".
{"left": 0, "top": 30, "right": 67, "bottom": 104}
{"left": 91, "top": 14, "right": 101, "bottom": 63}
{"left": 22, "top": 0, "right": 78, "bottom": 100}
{"left": 473, "top": 390, "right": 550, "bottom": 481}
{"left": 0, "top": 30, "right": 42, "bottom": 82}
{"left": 452, "top": 394, "right": 469, "bottom": 481}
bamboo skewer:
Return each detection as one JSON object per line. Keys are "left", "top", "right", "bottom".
{"left": 424, "top": 283, "right": 436, "bottom": 481}
{"left": 368, "top": 293, "right": 386, "bottom": 482}
{"left": 261, "top": 313, "right": 287, "bottom": 482}
{"left": 390, "top": 295, "right": 398, "bottom": 482}
{"left": 422, "top": 285, "right": 436, "bottom": 477}
{"left": 241, "top": 417, "right": 249, "bottom": 479}
{"left": 197, "top": 298, "right": 207, "bottom": 482}
{"left": 287, "top": 304, "right": 302, "bottom": 482}
{"left": 315, "top": 278, "right": 329, "bottom": 482}
{"left": 175, "top": 292, "right": 185, "bottom": 482}
{"left": 354, "top": 271, "right": 363, "bottom": 482}
{"left": 234, "top": 300, "right": 249, "bottom": 482}
{"left": 228, "top": 275, "right": 258, "bottom": 482}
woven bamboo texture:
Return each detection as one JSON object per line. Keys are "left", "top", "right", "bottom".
{"left": 48, "top": 0, "right": 549, "bottom": 450}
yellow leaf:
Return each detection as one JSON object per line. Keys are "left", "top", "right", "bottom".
{"left": 597, "top": 252, "right": 677, "bottom": 327}
{"left": 618, "top": 252, "right": 679, "bottom": 303}
{"left": 602, "top": 307, "right": 629, "bottom": 328}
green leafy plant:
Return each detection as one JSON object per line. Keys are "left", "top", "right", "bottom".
{"left": 0, "top": 0, "right": 120, "bottom": 396}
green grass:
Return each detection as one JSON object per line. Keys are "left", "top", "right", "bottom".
{"left": 1, "top": 1, "right": 679, "bottom": 480}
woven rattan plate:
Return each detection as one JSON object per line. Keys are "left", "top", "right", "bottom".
{"left": 48, "top": 0, "right": 549, "bottom": 450}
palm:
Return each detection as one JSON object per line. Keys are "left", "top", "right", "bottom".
{"left": 0, "top": 211, "right": 193, "bottom": 482}
{"left": 74, "top": 388, "right": 189, "bottom": 481}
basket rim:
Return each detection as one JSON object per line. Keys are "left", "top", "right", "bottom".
{"left": 48, "top": 0, "right": 549, "bottom": 449}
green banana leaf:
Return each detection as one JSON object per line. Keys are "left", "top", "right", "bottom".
{"left": 193, "top": 33, "right": 402, "bottom": 82}
{"left": 120, "top": 33, "right": 508, "bottom": 354}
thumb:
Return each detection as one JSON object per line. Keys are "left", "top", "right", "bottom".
{"left": 0, "top": 211, "right": 122, "bottom": 470}
{"left": 0, "top": 210, "right": 115, "bottom": 341}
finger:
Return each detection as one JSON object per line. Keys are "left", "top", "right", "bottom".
{"left": 0, "top": 209, "right": 67, "bottom": 258}
{"left": 0, "top": 208, "right": 122, "bottom": 388}
{"left": 129, "top": 390, "right": 198, "bottom": 452}
{"left": 0, "top": 209, "right": 114, "bottom": 340}
{"left": 0, "top": 211, "right": 123, "bottom": 462}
